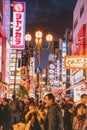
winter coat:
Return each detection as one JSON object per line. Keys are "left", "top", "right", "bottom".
{"left": 64, "top": 109, "right": 73, "bottom": 130}
{"left": 73, "top": 114, "right": 87, "bottom": 130}
{"left": 44, "top": 102, "right": 63, "bottom": 130}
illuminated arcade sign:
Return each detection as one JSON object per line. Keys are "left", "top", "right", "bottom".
{"left": 64, "top": 55, "right": 87, "bottom": 69}
{"left": 12, "top": 2, "right": 25, "bottom": 49}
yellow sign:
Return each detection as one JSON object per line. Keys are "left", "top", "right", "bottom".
{"left": 64, "top": 55, "right": 87, "bottom": 69}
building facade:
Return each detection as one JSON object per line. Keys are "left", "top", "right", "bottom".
{"left": 71, "top": 0, "right": 87, "bottom": 102}
{"left": 0, "top": 0, "right": 11, "bottom": 98}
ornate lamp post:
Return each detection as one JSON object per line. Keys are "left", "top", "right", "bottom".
{"left": 25, "top": 30, "right": 53, "bottom": 103}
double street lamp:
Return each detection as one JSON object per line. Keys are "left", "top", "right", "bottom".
{"left": 25, "top": 30, "right": 53, "bottom": 102}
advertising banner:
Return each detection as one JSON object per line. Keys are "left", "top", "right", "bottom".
{"left": 64, "top": 55, "right": 87, "bottom": 69}
{"left": 12, "top": 2, "right": 25, "bottom": 49}
{"left": 62, "top": 42, "right": 67, "bottom": 82}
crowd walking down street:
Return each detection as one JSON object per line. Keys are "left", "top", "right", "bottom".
{"left": 1, "top": 0, "right": 87, "bottom": 130}
{"left": 0, "top": 93, "right": 87, "bottom": 130}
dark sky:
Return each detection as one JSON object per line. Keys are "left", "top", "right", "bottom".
{"left": 25, "top": 0, "right": 77, "bottom": 38}
{"left": 15, "top": 0, "right": 77, "bottom": 68}
{"left": 25, "top": 0, "right": 77, "bottom": 68}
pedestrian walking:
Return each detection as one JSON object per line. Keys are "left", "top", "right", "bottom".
{"left": 25, "top": 101, "right": 42, "bottom": 130}
{"left": 81, "top": 94, "right": 87, "bottom": 107}
{"left": 63, "top": 103, "right": 74, "bottom": 130}
{"left": 44, "top": 93, "right": 63, "bottom": 130}
{"left": 1, "top": 98, "right": 11, "bottom": 130}
{"left": 73, "top": 103, "right": 87, "bottom": 130}
{"left": 10, "top": 94, "right": 22, "bottom": 129}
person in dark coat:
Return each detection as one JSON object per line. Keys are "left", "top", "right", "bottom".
{"left": 44, "top": 93, "right": 63, "bottom": 130}
{"left": 73, "top": 103, "right": 87, "bottom": 130}
{"left": 2, "top": 98, "right": 11, "bottom": 130}
{"left": 25, "top": 101, "right": 42, "bottom": 130}
{"left": 63, "top": 103, "right": 74, "bottom": 130}
{"left": 0, "top": 100, "right": 4, "bottom": 128}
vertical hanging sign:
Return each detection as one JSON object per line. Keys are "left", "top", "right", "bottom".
{"left": 12, "top": 2, "right": 25, "bottom": 49}
{"left": 62, "top": 42, "right": 67, "bottom": 83}
{"left": 0, "top": 38, "right": 2, "bottom": 72}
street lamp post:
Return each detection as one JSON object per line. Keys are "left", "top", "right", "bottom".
{"left": 35, "top": 31, "right": 42, "bottom": 101}
{"left": 25, "top": 30, "right": 53, "bottom": 102}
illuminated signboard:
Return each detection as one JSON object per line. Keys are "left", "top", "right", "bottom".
{"left": 64, "top": 55, "right": 87, "bottom": 69}
{"left": 56, "top": 60, "right": 60, "bottom": 77}
{"left": 48, "top": 63, "right": 55, "bottom": 86}
{"left": 5, "top": 41, "right": 10, "bottom": 83}
{"left": 12, "top": 2, "right": 25, "bottom": 49}
{"left": 0, "top": 38, "right": 2, "bottom": 72}
{"left": 48, "top": 54, "right": 55, "bottom": 62}
{"left": 29, "top": 57, "right": 35, "bottom": 76}
{"left": 62, "top": 42, "right": 67, "bottom": 82}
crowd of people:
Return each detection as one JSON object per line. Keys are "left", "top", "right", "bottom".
{"left": 0, "top": 93, "right": 87, "bottom": 130}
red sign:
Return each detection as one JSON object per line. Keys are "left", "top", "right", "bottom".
{"left": 12, "top": 2, "right": 25, "bottom": 49}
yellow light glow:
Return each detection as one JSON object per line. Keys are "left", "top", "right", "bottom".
{"left": 25, "top": 33, "right": 32, "bottom": 42}
{"left": 46, "top": 34, "right": 53, "bottom": 42}
{"left": 35, "top": 31, "right": 43, "bottom": 39}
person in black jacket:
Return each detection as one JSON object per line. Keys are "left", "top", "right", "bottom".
{"left": 44, "top": 93, "right": 63, "bottom": 130}
{"left": 25, "top": 101, "right": 42, "bottom": 130}
{"left": 63, "top": 103, "right": 74, "bottom": 130}
{"left": 10, "top": 94, "right": 22, "bottom": 130}
{"left": 73, "top": 103, "right": 87, "bottom": 130}
{"left": 0, "top": 100, "right": 4, "bottom": 129}
{"left": 2, "top": 98, "right": 11, "bottom": 130}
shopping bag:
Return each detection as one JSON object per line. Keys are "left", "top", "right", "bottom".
{"left": 13, "top": 122, "right": 25, "bottom": 130}
{"left": 25, "top": 120, "right": 32, "bottom": 130}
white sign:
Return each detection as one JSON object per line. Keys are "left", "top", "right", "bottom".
{"left": 12, "top": 2, "right": 25, "bottom": 49}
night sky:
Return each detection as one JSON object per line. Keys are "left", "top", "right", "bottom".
{"left": 25, "top": 0, "right": 77, "bottom": 37}
{"left": 15, "top": 0, "right": 77, "bottom": 68}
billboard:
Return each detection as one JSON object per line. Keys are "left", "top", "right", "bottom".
{"left": 12, "top": 2, "right": 26, "bottom": 49}
{"left": 64, "top": 55, "right": 87, "bottom": 69}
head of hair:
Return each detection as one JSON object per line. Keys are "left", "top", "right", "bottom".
{"left": 28, "top": 101, "right": 36, "bottom": 107}
{"left": 12, "top": 94, "right": 16, "bottom": 99}
{"left": 39, "top": 100, "right": 43, "bottom": 104}
{"left": 45, "top": 93, "right": 55, "bottom": 102}
{"left": 81, "top": 94, "right": 87, "bottom": 99}
{"left": 75, "top": 103, "right": 86, "bottom": 113}
{"left": 67, "top": 103, "right": 74, "bottom": 110}
{"left": 3, "top": 98, "right": 9, "bottom": 103}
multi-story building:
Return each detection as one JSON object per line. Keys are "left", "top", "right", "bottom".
{"left": 0, "top": 0, "right": 11, "bottom": 98}
{"left": 9, "top": 1, "right": 26, "bottom": 95}
{"left": 71, "top": 0, "right": 87, "bottom": 102}
{"left": 48, "top": 39, "right": 63, "bottom": 98}
{"left": 64, "top": 29, "right": 73, "bottom": 96}
{"left": 0, "top": 1, "right": 27, "bottom": 98}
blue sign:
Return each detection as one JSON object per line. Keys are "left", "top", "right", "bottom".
{"left": 35, "top": 66, "right": 42, "bottom": 74}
